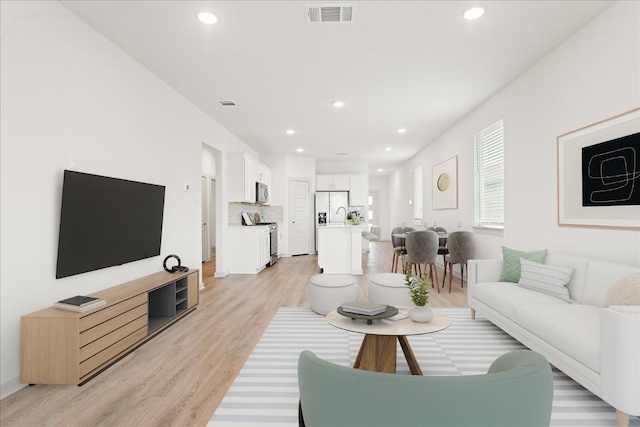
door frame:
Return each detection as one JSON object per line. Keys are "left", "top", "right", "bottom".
{"left": 201, "top": 175, "right": 210, "bottom": 262}
{"left": 368, "top": 190, "right": 380, "bottom": 230}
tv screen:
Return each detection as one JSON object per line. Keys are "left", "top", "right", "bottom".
{"left": 56, "top": 170, "right": 166, "bottom": 279}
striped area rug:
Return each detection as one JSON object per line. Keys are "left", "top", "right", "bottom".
{"left": 208, "top": 307, "right": 639, "bottom": 427}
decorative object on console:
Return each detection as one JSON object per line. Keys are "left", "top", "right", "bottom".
{"left": 500, "top": 246, "right": 547, "bottom": 282}
{"left": 403, "top": 260, "right": 433, "bottom": 323}
{"left": 605, "top": 272, "right": 640, "bottom": 306}
{"left": 517, "top": 258, "right": 574, "bottom": 302}
{"left": 54, "top": 298, "right": 106, "bottom": 312}
{"left": 432, "top": 155, "right": 458, "bottom": 210}
{"left": 57, "top": 295, "right": 99, "bottom": 306}
{"left": 163, "top": 254, "right": 188, "bottom": 273}
{"left": 557, "top": 107, "right": 640, "bottom": 230}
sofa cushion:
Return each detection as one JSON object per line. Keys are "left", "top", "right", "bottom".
{"left": 582, "top": 260, "right": 640, "bottom": 308}
{"left": 517, "top": 258, "right": 573, "bottom": 302}
{"left": 544, "top": 253, "right": 589, "bottom": 304}
{"left": 473, "top": 282, "right": 568, "bottom": 322}
{"left": 516, "top": 304, "right": 601, "bottom": 373}
{"left": 500, "top": 246, "right": 548, "bottom": 283}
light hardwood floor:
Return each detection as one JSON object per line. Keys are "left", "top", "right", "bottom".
{"left": 0, "top": 241, "right": 469, "bottom": 427}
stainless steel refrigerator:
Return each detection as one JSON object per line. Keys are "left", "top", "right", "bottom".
{"left": 315, "top": 191, "right": 349, "bottom": 250}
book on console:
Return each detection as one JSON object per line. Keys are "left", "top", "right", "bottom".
{"left": 57, "top": 295, "right": 100, "bottom": 307}
{"left": 341, "top": 301, "right": 387, "bottom": 316}
{"left": 54, "top": 299, "right": 106, "bottom": 312}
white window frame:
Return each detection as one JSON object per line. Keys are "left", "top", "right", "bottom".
{"left": 413, "top": 166, "right": 423, "bottom": 224}
{"left": 474, "top": 119, "right": 504, "bottom": 231}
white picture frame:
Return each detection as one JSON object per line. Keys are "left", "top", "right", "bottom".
{"left": 557, "top": 107, "right": 640, "bottom": 229}
{"left": 432, "top": 155, "right": 458, "bottom": 210}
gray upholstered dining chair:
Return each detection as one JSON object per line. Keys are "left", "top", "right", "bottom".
{"left": 427, "top": 226, "right": 449, "bottom": 266}
{"left": 298, "top": 349, "right": 553, "bottom": 427}
{"left": 405, "top": 230, "right": 440, "bottom": 292}
{"left": 390, "top": 226, "right": 406, "bottom": 273}
{"left": 443, "top": 230, "right": 476, "bottom": 293}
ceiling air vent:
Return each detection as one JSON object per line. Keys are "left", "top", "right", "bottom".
{"left": 219, "top": 100, "right": 236, "bottom": 107}
{"left": 306, "top": 4, "right": 355, "bottom": 23}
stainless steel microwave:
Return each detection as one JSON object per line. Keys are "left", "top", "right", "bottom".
{"left": 256, "top": 182, "right": 269, "bottom": 204}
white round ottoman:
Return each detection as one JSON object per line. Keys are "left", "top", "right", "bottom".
{"left": 309, "top": 274, "right": 358, "bottom": 315}
{"left": 369, "top": 273, "right": 413, "bottom": 306}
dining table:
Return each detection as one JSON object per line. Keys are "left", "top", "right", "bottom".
{"left": 392, "top": 231, "right": 448, "bottom": 244}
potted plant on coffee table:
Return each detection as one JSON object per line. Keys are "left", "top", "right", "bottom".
{"left": 404, "top": 261, "right": 434, "bottom": 323}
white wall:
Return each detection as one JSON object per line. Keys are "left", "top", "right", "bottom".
{"left": 316, "top": 160, "right": 369, "bottom": 175}
{"left": 0, "top": 1, "right": 253, "bottom": 397}
{"left": 389, "top": 1, "right": 640, "bottom": 267}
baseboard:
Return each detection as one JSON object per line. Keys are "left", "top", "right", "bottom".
{"left": 214, "top": 269, "right": 229, "bottom": 278}
{"left": 1, "top": 376, "right": 25, "bottom": 400}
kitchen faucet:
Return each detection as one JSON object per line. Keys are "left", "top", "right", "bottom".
{"left": 336, "top": 206, "right": 347, "bottom": 224}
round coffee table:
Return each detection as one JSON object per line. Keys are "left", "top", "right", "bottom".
{"left": 326, "top": 307, "right": 451, "bottom": 375}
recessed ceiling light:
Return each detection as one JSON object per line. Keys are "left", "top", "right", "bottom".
{"left": 296, "top": 148, "right": 304, "bottom": 153}
{"left": 378, "top": 169, "right": 383, "bottom": 172}
{"left": 397, "top": 128, "right": 407, "bottom": 134}
{"left": 385, "top": 147, "right": 392, "bottom": 151}
{"left": 197, "top": 11, "right": 218, "bottom": 24}
{"left": 332, "top": 101, "right": 345, "bottom": 108}
{"left": 462, "top": 6, "right": 485, "bottom": 20}
{"left": 286, "top": 129, "right": 295, "bottom": 135}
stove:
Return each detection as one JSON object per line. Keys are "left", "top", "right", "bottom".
{"left": 257, "top": 223, "right": 278, "bottom": 266}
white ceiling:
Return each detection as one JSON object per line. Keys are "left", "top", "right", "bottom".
{"left": 61, "top": 1, "right": 613, "bottom": 175}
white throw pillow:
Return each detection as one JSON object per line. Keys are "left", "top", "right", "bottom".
{"left": 517, "top": 258, "right": 574, "bottom": 302}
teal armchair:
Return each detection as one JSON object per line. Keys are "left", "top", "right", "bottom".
{"left": 298, "top": 349, "right": 553, "bottom": 427}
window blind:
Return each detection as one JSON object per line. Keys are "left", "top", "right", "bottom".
{"left": 414, "top": 166, "right": 423, "bottom": 220}
{"left": 474, "top": 119, "right": 504, "bottom": 227}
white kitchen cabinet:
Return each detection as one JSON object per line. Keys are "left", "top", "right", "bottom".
{"left": 316, "top": 175, "right": 333, "bottom": 191}
{"left": 349, "top": 175, "right": 365, "bottom": 206}
{"left": 257, "top": 164, "right": 272, "bottom": 197}
{"left": 244, "top": 156, "right": 257, "bottom": 202}
{"left": 316, "top": 174, "right": 366, "bottom": 206}
{"left": 263, "top": 167, "right": 272, "bottom": 189}
{"left": 317, "top": 224, "right": 366, "bottom": 275}
{"left": 229, "top": 153, "right": 272, "bottom": 204}
{"left": 228, "top": 226, "right": 271, "bottom": 274}
{"left": 316, "top": 174, "right": 350, "bottom": 191}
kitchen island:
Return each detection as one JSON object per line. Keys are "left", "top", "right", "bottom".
{"left": 317, "top": 224, "right": 367, "bottom": 275}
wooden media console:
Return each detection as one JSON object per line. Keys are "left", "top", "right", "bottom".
{"left": 21, "top": 269, "right": 199, "bottom": 385}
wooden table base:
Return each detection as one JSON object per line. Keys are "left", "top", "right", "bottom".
{"left": 353, "top": 334, "right": 423, "bottom": 375}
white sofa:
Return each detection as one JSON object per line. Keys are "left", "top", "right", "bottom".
{"left": 467, "top": 253, "right": 640, "bottom": 427}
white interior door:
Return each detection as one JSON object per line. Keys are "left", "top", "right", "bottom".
{"left": 289, "top": 179, "right": 310, "bottom": 256}
{"left": 201, "top": 175, "right": 210, "bottom": 262}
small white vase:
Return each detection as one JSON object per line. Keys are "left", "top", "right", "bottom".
{"left": 409, "top": 306, "right": 434, "bottom": 323}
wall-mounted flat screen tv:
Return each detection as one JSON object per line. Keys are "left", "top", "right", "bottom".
{"left": 56, "top": 170, "right": 166, "bottom": 279}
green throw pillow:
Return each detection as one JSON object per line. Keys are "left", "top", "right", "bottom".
{"left": 500, "top": 246, "right": 548, "bottom": 282}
